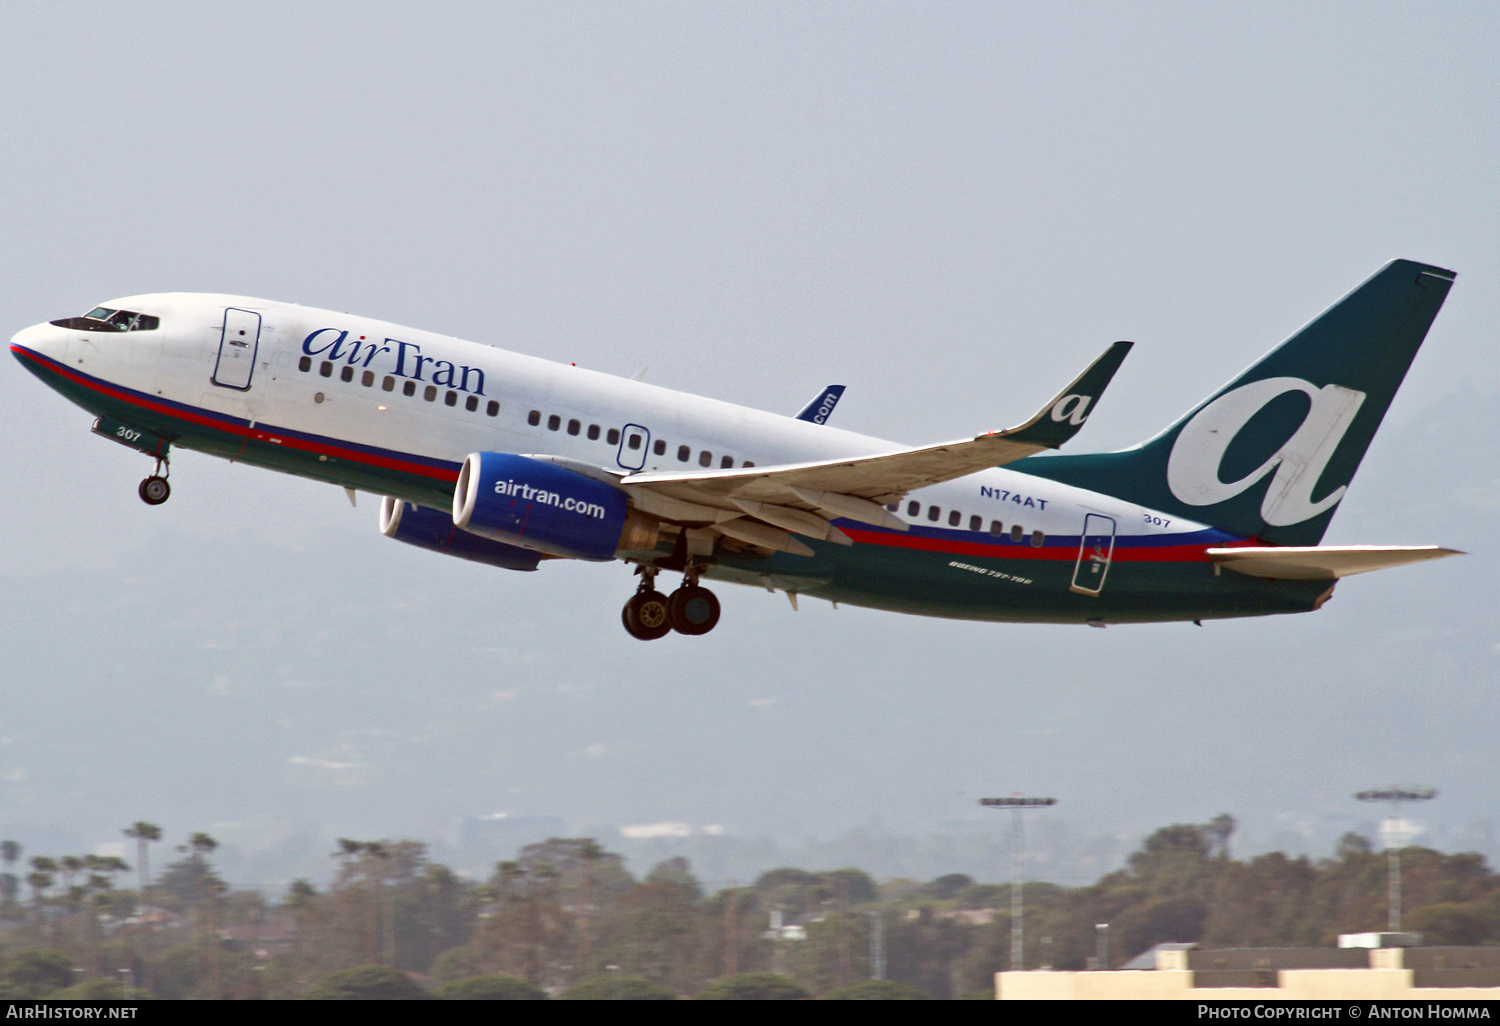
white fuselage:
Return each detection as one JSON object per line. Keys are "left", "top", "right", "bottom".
{"left": 11, "top": 292, "right": 1208, "bottom": 549}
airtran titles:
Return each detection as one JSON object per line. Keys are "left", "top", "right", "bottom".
{"left": 302, "top": 328, "right": 487, "bottom": 395}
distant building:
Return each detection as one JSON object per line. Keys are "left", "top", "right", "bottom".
{"left": 999, "top": 945, "right": 1500, "bottom": 999}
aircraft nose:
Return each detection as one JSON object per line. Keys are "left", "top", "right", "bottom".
{"left": 10, "top": 321, "right": 65, "bottom": 363}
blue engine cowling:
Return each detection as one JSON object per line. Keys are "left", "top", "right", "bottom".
{"left": 379, "top": 496, "right": 542, "bottom": 571}
{"left": 452, "top": 452, "right": 630, "bottom": 561}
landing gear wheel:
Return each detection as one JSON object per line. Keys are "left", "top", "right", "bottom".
{"left": 622, "top": 590, "right": 672, "bottom": 641}
{"left": 668, "top": 585, "right": 721, "bottom": 635}
{"left": 139, "top": 476, "right": 171, "bottom": 506}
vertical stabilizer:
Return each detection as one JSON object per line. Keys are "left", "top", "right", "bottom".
{"left": 1013, "top": 260, "right": 1455, "bottom": 545}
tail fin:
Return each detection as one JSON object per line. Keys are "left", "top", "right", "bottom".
{"left": 1013, "top": 259, "right": 1455, "bottom": 545}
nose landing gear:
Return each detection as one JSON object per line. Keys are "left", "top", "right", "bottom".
{"left": 622, "top": 564, "right": 722, "bottom": 639}
{"left": 138, "top": 454, "right": 171, "bottom": 506}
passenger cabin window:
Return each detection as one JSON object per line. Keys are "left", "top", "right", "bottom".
{"left": 699, "top": 450, "right": 712, "bottom": 467}
{"left": 486, "top": 400, "right": 500, "bottom": 416}
{"left": 465, "top": 395, "right": 478, "bottom": 411}
{"left": 969, "top": 515, "right": 982, "bottom": 532}
{"left": 382, "top": 376, "right": 395, "bottom": 391}
{"left": 948, "top": 510, "right": 961, "bottom": 527}
{"left": 607, "top": 428, "right": 620, "bottom": 445}
{"left": 547, "top": 414, "right": 561, "bottom": 430}
{"left": 424, "top": 385, "right": 437, "bottom": 401}
{"left": 990, "top": 520, "right": 1003, "bottom": 536}
{"left": 653, "top": 440, "right": 666, "bottom": 456}
{"left": 627, "top": 433, "right": 642, "bottom": 450}
{"left": 742, "top": 461, "right": 754, "bottom": 468}
{"left": 1031, "top": 530, "right": 1045, "bottom": 548}
{"left": 403, "top": 380, "right": 416, "bottom": 397}
{"left": 721, "top": 456, "right": 734, "bottom": 468}
{"left": 528, "top": 410, "right": 541, "bottom": 426}
{"left": 1010, "top": 524, "right": 1023, "bottom": 543}
{"left": 298, "top": 356, "right": 311, "bottom": 372}
{"left": 587, "top": 424, "right": 600, "bottom": 440}
{"left": 340, "top": 366, "right": 354, "bottom": 382}
{"left": 319, "top": 362, "right": 333, "bottom": 377}
{"left": 907, "top": 501, "right": 920, "bottom": 517}
{"left": 49, "top": 307, "right": 159, "bottom": 332}
{"left": 445, "top": 390, "right": 458, "bottom": 406}
{"left": 927, "top": 506, "right": 940, "bottom": 522}
{"left": 677, "top": 445, "right": 690, "bottom": 462}
{"left": 568, "top": 418, "right": 580, "bottom": 435}
{"left": 362, "top": 370, "right": 375, "bottom": 387}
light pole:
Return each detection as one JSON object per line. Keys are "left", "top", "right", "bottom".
{"left": 1354, "top": 786, "right": 1436, "bottom": 933}
{"left": 980, "top": 796, "right": 1056, "bottom": 972}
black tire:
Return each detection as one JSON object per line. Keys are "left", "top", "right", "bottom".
{"left": 623, "top": 590, "right": 672, "bottom": 640}
{"left": 139, "top": 476, "right": 171, "bottom": 505}
{"left": 667, "top": 585, "right": 721, "bottom": 635}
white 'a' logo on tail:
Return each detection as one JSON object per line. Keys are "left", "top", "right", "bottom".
{"left": 1166, "top": 377, "right": 1366, "bottom": 526}
{"left": 1050, "top": 394, "right": 1093, "bottom": 426}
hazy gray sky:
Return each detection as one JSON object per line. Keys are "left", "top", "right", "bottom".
{"left": 2, "top": 2, "right": 1497, "bottom": 884}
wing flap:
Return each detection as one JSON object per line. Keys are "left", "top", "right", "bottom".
{"left": 717, "top": 517, "right": 815, "bottom": 556}
{"left": 1207, "top": 545, "right": 1463, "bottom": 580}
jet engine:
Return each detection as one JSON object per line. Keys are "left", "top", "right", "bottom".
{"left": 379, "top": 496, "right": 542, "bottom": 571}
{"left": 453, "top": 452, "right": 641, "bottom": 561}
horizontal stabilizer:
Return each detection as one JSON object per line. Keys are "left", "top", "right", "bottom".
{"left": 1206, "top": 545, "right": 1462, "bottom": 580}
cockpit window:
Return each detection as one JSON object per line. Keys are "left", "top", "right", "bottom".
{"left": 50, "top": 307, "right": 160, "bottom": 332}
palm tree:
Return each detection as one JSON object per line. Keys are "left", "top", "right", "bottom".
{"left": 122, "top": 822, "right": 161, "bottom": 894}
{"left": 89, "top": 855, "right": 130, "bottom": 891}
{"left": 185, "top": 832, "right": 218, "bottom": 857}
{"left": 26, "top": 871, "right": 53, "bottom": 915}
{"left": 27, "top": 858, "right": 55, "bottom": 929}
{"left": 59, "top": 855, "right": 82, "bottom": 899}
{"left": 179, "top": 833, "right": 222, "bottom": 998}
{"left": 0, "top": 840, "right": 19, "bottom": 908}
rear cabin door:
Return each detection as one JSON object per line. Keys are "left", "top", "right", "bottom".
{"left": 1070, "top": 513, "right": 1117, "bottom": 596}
{"left": 617, "top": 423, "right": 650, "bottom": 471}
{"left": 212, "top": 308, "right": 262, "bottom": 390}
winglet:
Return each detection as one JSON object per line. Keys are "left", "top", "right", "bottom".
{"left": 994, "top": 341, "right": 1133, "bottom": 449}
{"left": 795, "top": 385, "right": 846, "bottom": 424}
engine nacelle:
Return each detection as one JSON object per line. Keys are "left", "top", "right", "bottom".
{"left": 379, "top": 496, "right": 542, "bottom": 571}
{"left": 453, "top": 452, "right": 631, "bottom": 561}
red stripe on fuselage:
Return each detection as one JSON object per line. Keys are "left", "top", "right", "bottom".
{"left": 12, "top": 345, "right": 459, "bottom": 483}
{"left": 13, "top": 344, "right": 1266, "bottom": 561}
{"left": 840, "top": 527, "right": 1254, "bottom": 563}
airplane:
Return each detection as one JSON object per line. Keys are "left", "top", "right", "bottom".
{"left": 10, "top": 259, "right": 1461, "bottom": 640}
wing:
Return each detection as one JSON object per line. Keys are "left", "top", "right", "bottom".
{"left": 621, "top": 341, "right": 1132, "bottom": 553}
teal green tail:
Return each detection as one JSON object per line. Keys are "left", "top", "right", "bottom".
{"left": 1014, "top": 259, "right": 1455, "bottom": 546}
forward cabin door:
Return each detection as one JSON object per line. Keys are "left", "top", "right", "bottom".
{"left": 212, "top": 308, "right": 262, "bottom": 390}
{"left": 1070, "top": 513, "right": 1117, "bottom": 596}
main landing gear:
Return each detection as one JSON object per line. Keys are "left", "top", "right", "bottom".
{"left": 138, "top": 454, "right": 171, "bottom": 506}
{"left": 622, "top": 565, "right": 721, "bottom": 640}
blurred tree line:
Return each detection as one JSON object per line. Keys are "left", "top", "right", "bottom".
{"left": 1, "top": 816, "right": 1498, "bottom": 998}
